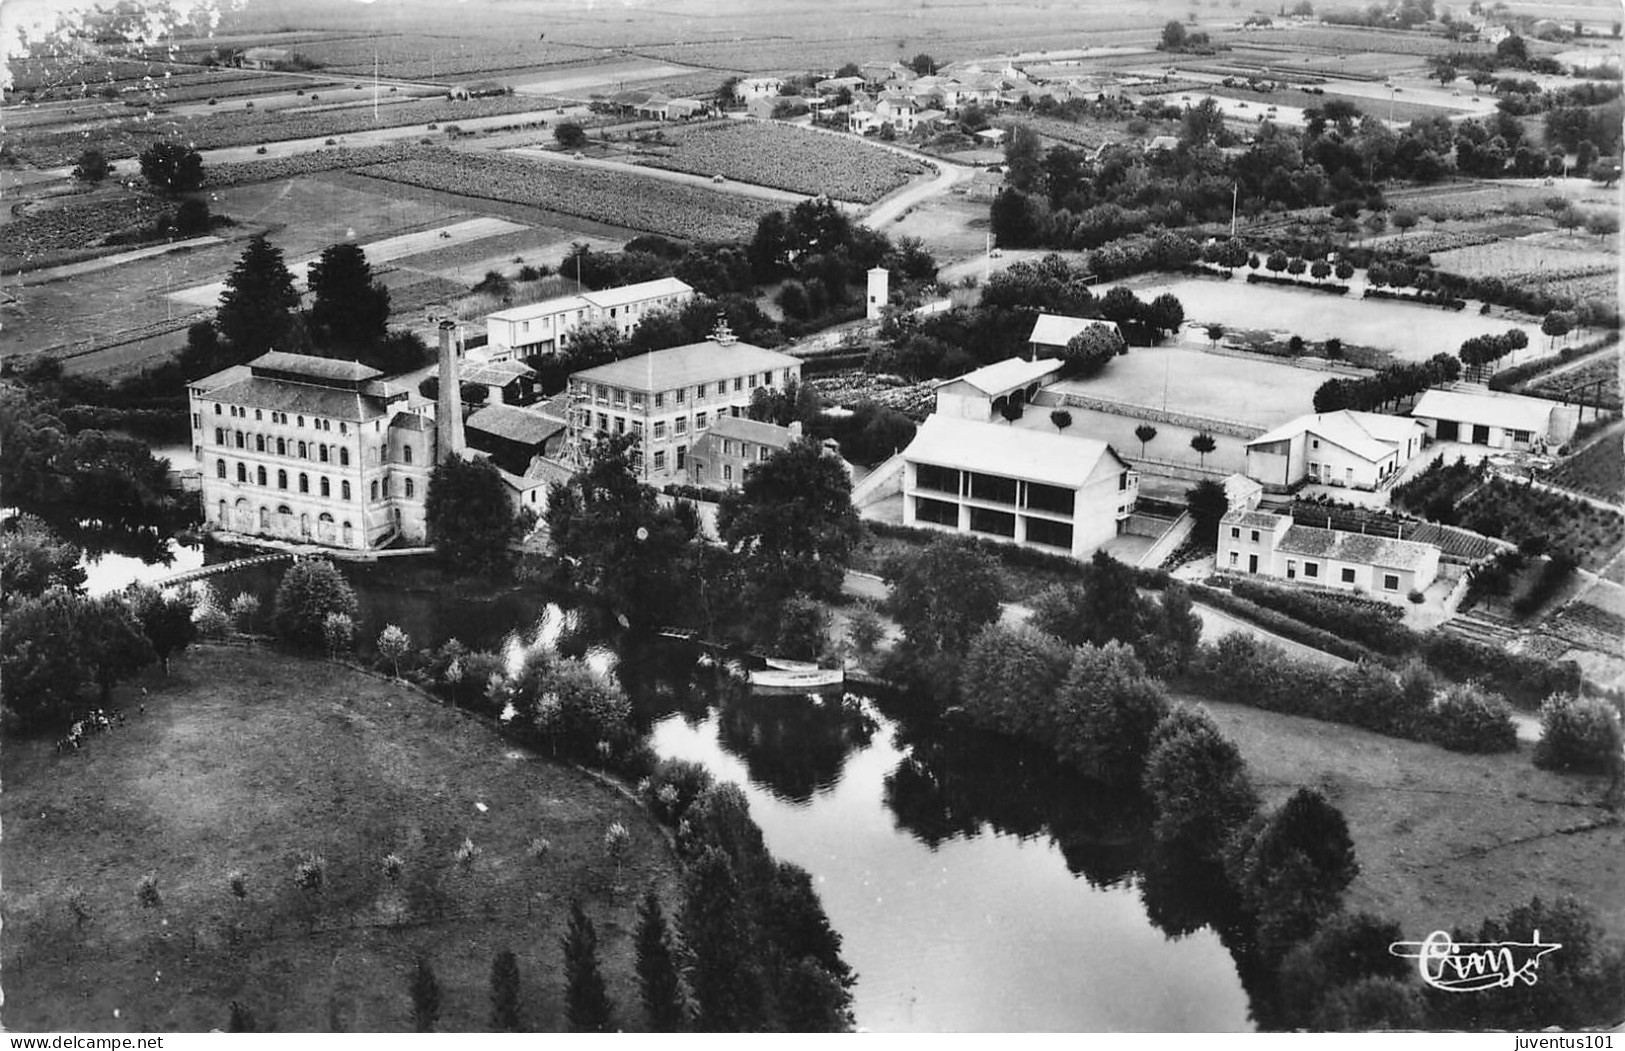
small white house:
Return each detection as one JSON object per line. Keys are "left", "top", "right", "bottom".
{"left": 1245, "top": 410, "right": 1427, "bottom": 492}
{"left": 1218, "top": 509, "right": 1441, "bottom": 600}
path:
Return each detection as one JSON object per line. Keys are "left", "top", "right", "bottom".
{"left": 13, "top": 235, "right": 223, "bottom": 284}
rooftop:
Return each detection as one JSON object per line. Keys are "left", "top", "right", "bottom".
{"left": 580, "top": 277, "right": 692, "bottom": 310}
{"left": 466, "top": 403, "right": 566, "bottom": 447}
{"left": 573, "top": 339, "right": 801, "bottom": 392}
{"left": 461, "top": 359, "right": 536, "bottom": 387}
{"left": 1248, "top": 410, "right": 1424, "bottom": 462}
{"left": 704, "top": 414, "right": 797, "bottom": 447}
{"left": 1276, "top": 523, "right": 1439, "bottom": 571}
{"left": 1028, "top": 313, "right": 1118, "bottom": 348}
{"left": 204, "top": 376, "right": 388, "bottom": 423}
{"left": 902, "top": 413, "right": 1118, "bottom": 489}
{"left": 939, "top": 356, "right": 1064, "bottom": 396}
{"left": 1410, "top": 389, "right": 1558, "bottom": 435}
{"left": 1222, "top": 509, "right": 1288, "bottom": 531}
{"left": 249, "top": 351, "right": 382, "bottom": 386}
{"left": 487, "top": 294, "right": 590, "bottom": 324}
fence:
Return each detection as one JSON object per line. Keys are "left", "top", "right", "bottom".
{"left": 1052, "top": 390, "right": 1264, "bottom": 440}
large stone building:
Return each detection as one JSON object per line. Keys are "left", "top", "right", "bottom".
{"left": 564, "top": 327, "right": 803, "bottom": 484}
{"left": 189, "top": 351, "right": 438, "bottom": 550}
{"left": 899, "top": 413, "right": 1138, "bottom": 557}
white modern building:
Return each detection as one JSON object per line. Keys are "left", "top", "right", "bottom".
{"left": 1245, "top": 410, "right": 1428, "bottom": 492}
{"left": 1218, "top": 509, "right": 1441, "bottom": 600}
{"left": 932, "top": 356, "right": 1064, "bottom": 422}
{"left": 1410, "top": 388, "right": 1579, "bottom": 451}
{"left": 483, "top": 278, "right": 694, "bottom": 361}
{"left": 189, "top": 351, "right": 438, "bottom": 550}
{"left": 900, "top": 414, "right": 1138, "bottom": 557}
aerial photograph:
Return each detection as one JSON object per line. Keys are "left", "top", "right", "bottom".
{"left": 1, "top": 0, "right": 1622, "bottom": 1035}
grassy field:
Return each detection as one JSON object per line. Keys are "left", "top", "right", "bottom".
{"left": 0, "top": 646, "right": 679, "bottom": 1034}
{"left": 1199, "top": 694, "right": 1625, "bottom": 946}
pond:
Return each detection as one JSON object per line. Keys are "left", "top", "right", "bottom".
{"left": 187, "top": 551, "right": 1255, "bottom": 1032}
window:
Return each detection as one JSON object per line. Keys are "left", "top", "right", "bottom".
{"left": 370, "top": 480, "right": 379, "bottom": 502}
{"left": 654, "top": 393, "right": 665, "bottom": 409}
{"left": 192, "top": 413, "right": 201, "bottom": 430}
{"left": 1230, "top": 527, "right": 1240, "bottom": 539}
{"left": 255, "top": 410, "right": 263, "bottom": 421}
{"left": 1250, "top": 530, "right": 1260, "bottom": 543}
{"left": 406, "top": 478, "right": 415, "bottom": 499}
{"left": 969, "top": 472, "right": 1018, "bottom": 505}
{"left": 341, "top": 480, "right": 351, "bottom": 500}
{"left": 340, "top": 423, "right": 347, "bottom": 435}
{"left": 296, "top": 473, "right": 307, "bottom": 494}
{"left": 236, "top": 462, "right": 247, "bottom": 483}
{"left": 1229, "top": 551, "right": 1239, "bottom": 567}
{"left": 235, "top": 431, "right": 245, "bottom": 449}
{"left": 916, "top": 463, "right": 959, "bottom": 495}
{"left": 298, "top": 441, "right": 307, "bottom": 459}
{"left": 1305, "top": 562, "right": 1319, "bottom": 578}
{"left": 254, "top": 434, "right": 265, "bottom": 453}
{"left": 297, "top": 415, "right": 304, "bottom": 428}
{"left": 653, "top": 421, "right": 667, "bottom": 440}
{"left": 758, "top": 447, "right": 769, "bottom": 462}
{"left": 654, "top": 450, "right": 667, "bottom": 470}
{"left": 215, "top": 427, "right": 225, "bottom": 445}
{"left": 614, "top": 417, "right": 626, "bottom": 435}
{"left": 1341, "top": 567, "right": 1356, "bottom": 584}
{"left": 675, "top": 417, "right": 688, "bottom": 435}
{"left": 319, "top": 445, "right": 329, "bottom": 463}
{"left": 676, "top": 444, "right": 687, "bottom": 470}
{"left": 403, "top": 444, "right": 413, "bottom": 464}
{"left": 1118, "top": 470, "right": 1129, "bottom": 491}
{"left": 762, "top": 372, "right": 773, "bottom": 387}
{"left": 914, "top": 496, "right": 958, "bottom": 526}
{"left": 1025, "top": 517, "right": 1073, "bottom": 549}
{"left": 696, "top": 411, "right": 708, "bottom": 430}
{"left": 214, "top": 403, "right": 222, "bottom": 415}
{"left": 277, "top": 438, "right": 287, "bottom": 456}
{"left": 320, "top": 477, "right": 330, "bottom": 498}
{"left": 734, "top": 377, "right": 743, "bottom": 391}
{"left": 256, "top": 466, "right": 267, "bottom": 486}
{"left": 1383, "top": 573, "right": 1400, "bottom": 592}
{"left": 1511, "top": 429, "right": 1532, "bottom": 443}
{"left": 277, "top": 469, "right": 287, "bottom": 490}
{"left": 1026, "top": 481, "right": 1074, "bottom": 516}
{"left": 1311, "top": 438, "right": 1320, "bottom": 449}
{"left": 340, "top": 448, "right": 350, "bottom": 467}
{"left": 216, "top": 459, "right": 226, "bottom": 479}
{"left": 748, "top": 374, "right": 757, "bottom": 387}
{"left": 676, "top": 388, "right": 686, "bottom": 404}
{"left": 968, "top": 506, "right": 1015, "bottom": 537}
{"left": 723, "top": 464, "right": 733, "bottom": 482}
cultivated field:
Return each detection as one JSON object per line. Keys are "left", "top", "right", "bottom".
{"left": 1545, "top": 428, "right": 1625, "bottom": 500}
{"left": 1529, "top": 352, "right": 1623, "bottom": 410}
{"left": 632, "top": 121, "right": 929, "bottom": 203}
{"left": 0, "top": 647, "right": 678, "bottom": 1033}
{"left": 354, "top": 148, "right": 777, "bottom": 242}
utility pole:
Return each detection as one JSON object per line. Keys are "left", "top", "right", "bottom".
{"left": 1230, "top": 182, "right": 1238, "bottom": 239}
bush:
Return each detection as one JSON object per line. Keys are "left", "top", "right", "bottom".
{"left": 1229, "top": 577, "right": 1411, "bottom": 652}
{"left": 1245, "top": 273, "right": 1350, "bottom": 295}
{"left": 273, "top": 558, "right": 359, "bottom": 650}
{"left": 1533, "top": 694, "right": 1625, "bottom": 775}
{"left": 642, "top": 757, "right": 715, "bottom": 827}
{"left": 1429, "top": 683, "right": 1518, "bottom": 753}
{"left": 1511, "top": 552, "right": 1578, "bottom": 618}
{"left": 1419, "top": 633, "right": 1582, "bottom": 710}
{"left": 774, "top": 595, "right": 831, "bottom": 662}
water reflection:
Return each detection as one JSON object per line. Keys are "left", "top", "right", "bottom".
{"left": 715, "top": 690, "right": 878, "bottom": 805}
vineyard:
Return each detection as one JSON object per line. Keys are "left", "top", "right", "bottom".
{"left": 1544, "top": 432, "right": 1625, "bottom": 503}
{"left": 354, "top": 148, "right": 776, "bottom": 241}
{"left": 1456, "top": 476, "right": 1625, "bottom": 570}
{"left": 633, "top": 121, "right": 928, "bottom": 203}
{"left": 7, "top": 94, "right": 557, "bottom": 167}
{"left": 0, "top": 192, "right": 174, "bottom": 270}
{"left": 1528, "top": 351, "right": 1623, "bottom": 411}
{"left": 289, "top": 35, "right": 601, "bottom": 80}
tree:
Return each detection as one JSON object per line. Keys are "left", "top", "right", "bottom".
{"left": 408, "top": 956, "right": 441, "bottom": 1032}
{"left": 717, "top": 438, "right": 863, "bottom": 604}
{"left": 489, "top": 949, "right": 522, "bottom": 1032}
{"left": 564, "top": 901, "right": 615, "bottom": 1032}
{"left": 635, "top": 889, "right": 686, "bottom": 1031}
{"left": 124, "top": 583, "right": 197, "bottom": 674}
{"left": 0, "top": 514, "right": 86, "bottom": 599}
{"left": 1266, "top": 250, "right": 1289, "bottom": 274}
{"left": 217, "top": 235, "right": 300, "bottom": 357}
{"left": 555, "top": 122, "right": 587, "bottom": 148}
{"left": 680, "top": 848, "right": 767, "bottom": 1032}
{"left": 2, "top": 590, "right": 93, "bottom": 730}
{"left": 81, "top": 595, "right": 155, "bottom": 705}
{"left": 1205, "top": 323, "right": 1225, "bottom": 347}
{"left": 1226, "top": 788, "right": 1360, "bottom": 959}
{"left": 1185, "top": 479, "right": 1229, "bottom": 546}
{"left": 1142, "top": 705, "right": 1260, "bottom": 864}
{"left": 1311, "top": 259, "right": 1332, "bottom": 282}
{"left": 174, "top": 198, "right": 211, "bottom": 235}
{"left": 139, "top": 142, "right": 204, "bottom": 192}
{"left": 1541, "top": 310, "right": 1574, "bottom": 348}
{"left": 1147, "top": 292, "right": 1185, "bottom": 338}
{"left": 1051, "top": 642, "right": 1172, "bottom": 786}
{"left": 377, "top": 624, "right": 411, "bottom": 678}
{"left": 882, "top": 538, "right": 1005, "bottom": 656}
{"left": 1135, "top": 423, "right": 1158, "bottom": 458}
{"left": 1533, "top": 694, "right": 1624, "bottom": 776}
{"left": 1027, "top": 552, "right": 1155, "bottom": 651}
{"left": 908, "top": 52, "right": 937, "bottom": 75}
{"left": 1190, "top": 432, "right": 1217, "bottom": 468}
{"left": 1324, "top": 336, "right": 1343, "bottom": 359}
{"left": 1062, "top": 323, "right": 1126, "bottom": 377}
{"left": 72, "top": 148, "right": 110, "bottom": 184}
{"left": 1585, "top": 211, "right": 1620, "bottom": 238}
{"left": 307, "top": 243, "right": 390, "bottom": 354}
{"left": 1050, "top": 409, "right": 1073, "bottom": 434}
{"left": 1160, "top": 19, "right": 1189, "bottom": 49}
{"left": 425, "top": 456, "right": 528, "bottom": 579}
{"left": 1334, "top": 260, "right": 1354, "bottom": 280}
{"left": 273, "top": 558, "right": 359, "bottom": 650}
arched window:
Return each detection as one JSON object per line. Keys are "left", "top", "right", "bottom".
{"left": 277, "top": 469, "right": 288, "bottom": 490}
{"left": 276, "top": 438, "right": 286, "bottom": 456}
{"left": 259, "top": 507, "right": 270, "bottom": 530}
{"left": 256, "top": 434, "right": 265, "bottom": 453}
{"left": 341, "top": 480, "right": 351, "bottom": 500}
{"left": 218, "top": 499, "right": 227, "bottom": 524}
{"left": 406, "top": 478, "right": 415, "bottom": 499}
{"left": 340, "top": 447, "right": 350, "bottom": 467}
{"left": 216, "top": 459, "right": 226, "bottom": 479}
{"left": 298, "top": 441, "right": 307, "bottom": 459}
{"left": 298, "top": 473, "right": 309, "bottom": 494}
{"left": 256, "top": 466, "right": 267, "bottom": 486}
{"left": 215, "top": 427, "right": 225, "bottom": 445}
{"left": 320, "top": 477, "right": 330, "bottom": 498}
{"left": 236, "top": 462, "right": 247, "bottom": 482}
{"left": 403, "top": 444, "right": 413, "bottom": 464}
{"left": 370, "top": 480, "right": 379, "bottom": 502}
{"left": 297, "top": 415, "right": 304, "bottom": 428}
{"left": 319, "top": 445, "right": 329, "bottom": 463}
{"left": 235, "top": 431, "right": 245, "bottom": 449}
{"left": 342, "top": 521, "right": 354, "bottom": 545}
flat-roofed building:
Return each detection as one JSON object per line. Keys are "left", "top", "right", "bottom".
{"left": 483, "top": 278, "right": 694, "bottom": 361}
{"left": 900, "top": 413, "right": 1137, "bottom": 558}
{"left": 188, "top": 351, "right": 436, "bottom": 550}
{"left": 565, "top": 329, "right": 803, "bottom": 484}
{"left": 1217, "top": 509, "right": 1441, "bottom": 600}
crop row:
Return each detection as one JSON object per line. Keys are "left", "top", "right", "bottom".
{"left": 6, "top": 56, "right": 201, "bottom": 93}
{"left": 9, "top": 94, "right": 557, "bottom": 168}
{"left": 290, "top": 35, "right": 596, "bottom": 79}
{"left": 204, "top": 142, "right": 422, "bottom": 188}
{"left": 1530, "top": 352, "right": 1622, "bottom": 409}
{"left": 636, "top": 121, "right": 927, "bottom": 204}
{"left": 354, "top": 148, "right": 775, "bottom": 242}
{"left": 0, "top": 192, "right": 173, "bottom": 268}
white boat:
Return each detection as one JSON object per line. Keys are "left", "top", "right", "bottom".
{"left": 748, "top": 665, "right": 846, "bottom": 690}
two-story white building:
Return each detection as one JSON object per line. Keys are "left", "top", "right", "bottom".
{"left": 483, "top": 277, "right": 694, "bottom": 361}
{"left": 189, "top": 352, "right": 437, "bottom": 550}
{"left": 899, "top": 413, "right": 1138, "bottom": 558}
{"left": 1245, "top": 410, "right": 1427, "bottom": 492}
{"left": 564, "top": 328, "right": 803, "bottom": 484}
{"left": 1217, "top": 509, "right": 1441, "bottom": 600}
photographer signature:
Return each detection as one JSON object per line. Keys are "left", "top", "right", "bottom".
{"left": 1389, "top": 930, "right": 1562, "bottom": 992}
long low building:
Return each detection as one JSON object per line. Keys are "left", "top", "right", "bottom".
{"left": 484, "top": 277, "right": 694, "bottom": 361}
{"left": 900, "top": 413, "right": 1137, "bottom": 557}
{"left": 1409, "top": 388, "right": 1579, "bottom": 451}
{"left": 1218, "top": 509, "right": 1440, "bottom": 600}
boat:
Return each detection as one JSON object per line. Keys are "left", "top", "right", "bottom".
{"left": 748, "top": 666, "right": 846, "bottom": 691}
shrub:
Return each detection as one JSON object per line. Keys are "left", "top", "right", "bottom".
{"left": 229, "top": 592, "right": 261, "bottom": 633}
{"left": 643, "top": 757, "right": 715, "bottom": 827}
{"left": 1533, "top": 694, "right": 1625, "bottom": 775}
{"left": 1419, "top": 633, "right": 1582, "bottom": 710}
{"left": 511, "top": 654, "right": 634, "bottom": 762}
{"left": 1229, "top": 577, "right": 1411, "bottom": 652}
{"left": 1143, "top": 704, "right": 1260, "bottom": 864}
{"left": 377, "top": 624, "right": 412, "bottom": 677}
{"left": 322, "top": 611, "right": 354, "bottom": 658}
{"left": 1429, "top": 683, "right": 1518, "bottom": 753}
{"left": 846, "top": 606, "right": 885, "bottom": 655}
{"left": 774, "top": 595, "right": 831, "bottom": 663}
{"left": 273, "top": 558, "right": 359, "bottom": 649}
{"left": 957, "top": 622, "right": 1076, "bottom": 742}
{"left": 136, "top": 873, "right": 162, "bottom": 909}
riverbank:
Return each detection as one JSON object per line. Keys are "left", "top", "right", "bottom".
{"left": 0, "top": 645, "right": 681, "bottom": 1033}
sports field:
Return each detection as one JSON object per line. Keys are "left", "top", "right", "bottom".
{"left": 1050, "top": 344, "right": 1328, "bottom": 428}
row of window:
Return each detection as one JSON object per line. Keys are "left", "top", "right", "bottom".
{"left": 913, "top": 497, "right": 1074, "bottom": 549}
{"left": 585, "top": 369, "right": 791, "bottom": 411}
{"left": 218, "top": 501, "right": 358, "bottom": 545}
{"left": 211, "top": 429, "right": 414, "bottom": 466}
{"left": 914, "top": 465, "right": 1076, "bottom": 517}
{"left": 1228, "top": 551, "right": 1402, "bottom": 592}
{"left": 214, "top": 461, "right": 414, "bottom": 501}
{"left": 213, "top": 404, "right": 340, "bottom": 433}
{"left": 587, "top": 407, "right": 750, "bottom": 443}
{"left": 719, "top": 438, "right": 772, "bottom": 463}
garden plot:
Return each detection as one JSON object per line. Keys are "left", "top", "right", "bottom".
{"left": 169, "top": 218, "right": 528, "bottom": 308}
{"left": 1123, "top": 274, "right": 1547, "bottom": 365}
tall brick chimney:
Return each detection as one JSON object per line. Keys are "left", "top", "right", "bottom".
{"left": 436, "top": 320, "right": 464, "bottom": 463}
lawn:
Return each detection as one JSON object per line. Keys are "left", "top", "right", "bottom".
{"left": 0, "top": 646, "right": 679, "bottom": 1033}
{"left": 1197, "top": 694, "right": 1625, "bottom": 947}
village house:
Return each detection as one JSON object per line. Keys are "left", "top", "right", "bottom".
{"left": 1217, "top": 509, "right": 1441, "bottom": 600}
{"left": 1409, "top": 388, "right": 1579, "bottom": 451}
{"left": 482, "top": 277, "right": 694, "bottom": 361}
{"left": 933, "top": 356, "right": 1064, "bottom": 422}
{"left": 464, "top": 403, "right": 571, "bottom": 515}
{"left": 1027, "top": 313, "right": 1123, "bottom": 358}
{"left": 564, "top": 324, "right": 803, "bottom": 484}
{"left": 686, "top": 417, "right": 848, "bottom": 490}
{"left": 459, "top": 359, "right": 538, "bottom": 407}
{"left": 899, "top": 413, "right": 1138, "bottom": 558}
{"left": 1244, "top": 410, "right": 1427, "bottom": 492}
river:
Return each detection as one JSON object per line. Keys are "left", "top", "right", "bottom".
{"left": 94, "top": 548, "right": 1256, "bottom": 1032}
